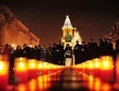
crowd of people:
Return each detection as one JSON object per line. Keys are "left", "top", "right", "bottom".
{"left": 1, "top": 38, "right": 118, "bottom": 70}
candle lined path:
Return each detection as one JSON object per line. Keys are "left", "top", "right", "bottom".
{"left": 0, "top": 56, "right": 118, "bottom": 91}
{"left": 6, "top": 68, "right": 115, "bottom": 91}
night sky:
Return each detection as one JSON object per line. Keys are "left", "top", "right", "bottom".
{"left": 1, "top": 0, "right": 119, "bottom": 45}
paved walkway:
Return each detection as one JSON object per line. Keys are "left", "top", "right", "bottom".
{"left": 48, "top": 68, "right": 89, "bottom": 91}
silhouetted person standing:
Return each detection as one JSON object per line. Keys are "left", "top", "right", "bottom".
{"left": 37, "top": 45, "right": 41, "bottom": 60}
{"left": 93, "top": 42, "right": 99, "bottom": 58}
{"left": 3, "top": 44, "right": 11, "bottom": 61}
{"left": 73, "top": 40, "right": 82, "bottom": 64}
{"left": 22, "top": 44, "right": 31, "bottom": 59}
{"left": 88, "top": 39, "right": 95, "bottom": 59}
{"left": 51, "top": 43, "right": 57, "bottom": 64}
{"left": 99, "top": 38, "right": 104, "bottom": 57}
{"left": 40, "top": 45, "right": 47, "bottom": 61}
{"left": 14, "top": 45, "right": 23, "bottom": 58}
{"left": 46, "top": 43, "right": 52, "bottom": 62}
{"left": 106, "top": 39, "right": 113, "bottom": 56}
{"left": 80, "top": 41, "right": 87, "bottom": 62}
{"left": 56, "top": 41, "right": 64, "bottom": 65}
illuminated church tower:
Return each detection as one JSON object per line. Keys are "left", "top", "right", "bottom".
{"left": 61, "top": 15, "right": 74, "bottom": 47}
{"left": 61, "top": 15, "right": 82, "bottom": 48}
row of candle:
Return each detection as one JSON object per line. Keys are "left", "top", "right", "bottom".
{"left": 72, "top": 56, "right": 119, "bottom": 83}
{"left": 7, "top": 71, "right": 61, "bottom": 91}
{"left": 85, "top": 76, "right": 113, "bottom": 91}
{"left": 0, "top": 57, "right": 65, "bottom": 90}
{"left": 15, "top": 73, "right": 60, "bottom": 91}
{"left": 15, "top": 57, "right": 64, "bottom": 83}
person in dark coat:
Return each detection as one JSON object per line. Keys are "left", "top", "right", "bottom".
{"left": 73, "top": 40, "right": 82, "bottom": 64}
{"left": 34, "top": 45, "right": 41, "bottom": 60}
{"left": 105, "top": 39, "right": 113, "bottom": 56}
{"left": 37, "top": 45, "right": 41, "bottom": 60}
{"left": 102, "top": 38, "right": 108, "bottom": 55}
{"left": 9, "top": 46, "right": 15, "bottom": 70}
{"left": 56, "top": 41, "right": 64, "bottom": 65}
{"left": 46, "top": 43, "right": 52, "bottom": 62}
{"left": 14, "top": 45, "right": 23, "bottom": 58}
{"left": 93, "top": 42, "right": 99, "bottom": 58}
{"left": 99, "top": 38, "right": 104, "bottom": 57}
{"left": 3, "top": 44, "right": 11, "bottom": 61}
{"left": 80, "top": 41, "right": 88, "bottom": 62}
{"left": 29, "top": 47, "right": 35, "bottom": 59}
{"left": 51, "top": 43, "right": 57, "bottom": 64}
{"left": 40, "top": 45, "right": 47, "bottom": 61}
{"left": 88, "top": 39, "right": 95, "bottom": 59}
{"left": 22, "top": 44, "right": 31, "bottom": 59}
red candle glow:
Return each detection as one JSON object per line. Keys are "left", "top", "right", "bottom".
{"left": 47, "top": 63, "right": 52, "bottom": 74}
{"left": 15, "top": 57, "right": 28, "bottom": 83}
{"left": 16, "top": 84, "right": 27, "bottom": 91}
{"left": 76, "top": 64, "right": 82, "bottom": 72}
{"left": 37, "top": 61, "right": 43, "bottom": 76}
{"left": 87, "top": 75, "right": 94, "bottom": 91}
{"left": 28, "top": 79, "right": 38, "bottom": 91}
{"left": 115, "top": 54, "right": 119, "bottom": 83}
{"left": 0, "top": 60, "right": 9, "bottom": 90}
{"left": 100, "top": 56, "right": 114, "bottom": 82}
{"left": 93, "top": 58, "right": 100, "bottom": 78}
{"left": 42, "top": 62, "right": 49, "bottom": 75}
{"left": 87, "top": 61, "right": 93, "bottom": 75}
{"left": 82, "top": 63, "right": 86, "bottom": 74}
{"left": 28, "top": 59, "right": 37, "bottom": 79}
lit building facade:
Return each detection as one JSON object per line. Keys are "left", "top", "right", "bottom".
{"left": 104, "top": 19, "right": 119, "bottom": 49}
{"left": 0, "top": 5, "right": 40, "bottom": 48}
{"left": 61, "top": 15, "right": 82, "bottom": 48}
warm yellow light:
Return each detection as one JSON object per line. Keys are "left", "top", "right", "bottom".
{"left": 15, "top": 57, "right": 27, "bottom": 71}
{"left": 19, "top": 57, "right": 24, "bottom": 61}
{"left": 103, "top": 60, "right": 109, "bottom": 67}
{"left": 82, "top": 63, "right": 86, "bottom": 68}
{"left": 29, "top": 79, "right": 36, "bottom": 91}
{"left": 95, "top": 61, "right": 100, "bottom": 68}
{"left": 88, "top": 75, "right": 94, "bottom": 90}
{"left": 38, "top": 81, "right": 44, "bottom": 90}
{"left": 43, "top": 81, "right": 48, "bottom": 89}
{"left": 29, "top": 45, "right": 32, "bottom": 48}
{"left": 0, "top": 61, "right": 4, "bottom": 71}
{"left": 93, "top": 58, "right": 100, "bottom": 68}
{"left": 43, "top": 62, "right": 48, "bottom": 69}
{"left": 0, "top": 61, "right": 8, "bottom": 74}
{"left": 19, "top": 62, "right": 25, "bottom": 69}
{"left": 38, "top": 76, "right": 43, "bottom": 83}
{"left": 100, "top": 56, "right": 113, "bottom": 70}
{"left": 102, "top": 83, "right": 110, "bottom": 91}
{"left": 28, "top": 59, "right": 36, "bottom": 69}
{"left": 47, "top": 64, "right": 51, "bottom": 69}
{"left": 30, "top": 63, "right": 35, "bottom": 68}
{"left": 12, "top": 44, "right": 15, "bottom": 47}
{"left": 38, "top": 62, "right": 43, "bottom": 69}
{"left": 87, "top": 61, "right": 93, "bottom": 69}
{"left": 94, "top": 78, "right": 101, "bottom": 91}
{"left": 18, "top": 84, "right": 27, "bottom": 91}
{"left": 89, "top": 62, "right": 93, "bottom": 68}
{"left": 88, "top": 75, "right": 94, "bottom": 82}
